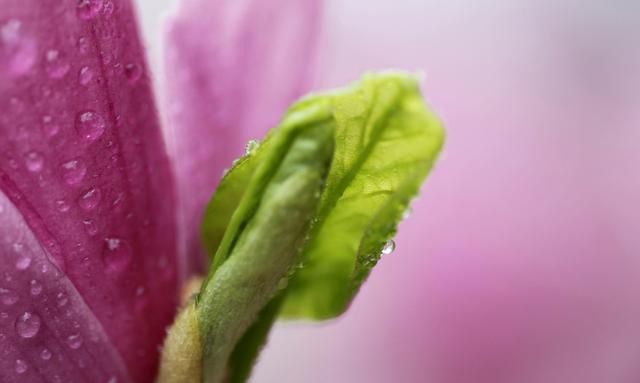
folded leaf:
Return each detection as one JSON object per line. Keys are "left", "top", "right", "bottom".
{"left": 282, "top": 72, "right": 444, "bottom": 319}
{"left": 196, "top": 72, "right": 444, "bottom": 381}
{"left": 198, "top": 106, "right": 334, "bottom": 383}
{"left": 0, "top": 2, "right": 178, "bottom": 381}
{"left": 165, "top": 0, "right": 323, "bottom": 275}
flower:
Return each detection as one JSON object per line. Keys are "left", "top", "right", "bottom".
{"left": 0, "top": 0, "right": 321, "bottom": 381}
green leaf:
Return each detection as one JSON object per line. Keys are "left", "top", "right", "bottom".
{"left": 197, "top": 105, "right": 335, "bottom": 383}
{"left": 197, "top": 72, "right": 444, "bottom": 382}
{"left": 282, "top": 72, "right": 444, "bottom": 319}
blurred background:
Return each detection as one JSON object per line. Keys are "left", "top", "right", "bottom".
{"left": 138, "top": 1, "right": 640, "bottom": 382}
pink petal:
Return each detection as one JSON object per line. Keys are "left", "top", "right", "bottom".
{"left": 0, "top": 192, "right": 131, "bottom": 383}
{"left": 0, "top": 1, "right": 177, "bottom": 382}
{"left": 165, "top": 0, "right": 323, "bottom": 273}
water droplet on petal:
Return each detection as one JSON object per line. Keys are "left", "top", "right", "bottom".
{"left": 106, "top": 376, "right": 118, "bottom": 383}
{"left": 15, "top": 312, "right": 41, "bottom": 338}
{"left": 67, "top": 334, "right": 83, "bottom": 349}
{"left": 15, "top": 255, "right": 31, "bottom": 270}
{"left": 15, "top": 359, "right": 28, "bottom": 374}
{"left": 77, "top": 187, "right": 101, "bottom": 211}
{"left": 57, "top": 292, "right": 68, "bottom": 307}
{"left": 55, "top": 199, "right": 71, "bottom": 212}
{"left": 41, "top": 115, "right": 60, "bottom": 137}
{"left": 45, "top": 49, "right": 70, "bottom": 79}
{"left": 381, "top": 239, "right": 396, "bottom": 256}
{"left": 102, "top": 238, "right": 131, "bottom": 273}
{"left": 124, "top": 63, "right": 142, "bottom": 83}
{"left": 1, "top": 20, "right": 37, "bottom": 76}
{"left": 12, "top": 243, "right": 23, "bottom": 253}
{"left": 30, "top": 280, "right": 43, "bottom": 296}
{"left": 23, "top": 151, "right": 44, "bottom": 172}
{"left": 0, "top": 288, "right": 19, "bottom": 306}
{"left": 59, "top": 159, "right": 87, "bottom": 185}
{"left": 83, "top": 219, "right": 98, "bottom": 236}
{"left": 76, "top": 110, "right": 105, "bottom": 142}
{"left": 103, "top": 1, "right": 115, "bottom": 16}
{"left": 77, "top": 0, "right": 104, "bottom": 20}
{"left": 77, "top": 36, "right": 91, "bottom": 55}
{"left": 78, "top": 66, "right": 93, "bottom": 85}
{"left": 40, "top": 348, "right": 52, "bottom": 360}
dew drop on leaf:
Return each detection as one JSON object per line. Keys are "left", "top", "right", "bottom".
{"left": 381, "top": 239, "right": 396, "bottom": 256}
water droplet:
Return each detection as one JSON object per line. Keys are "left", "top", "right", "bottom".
{"left": 77, "top": 0, "right": 104, "bottom": 20}
{"left": 277, "top": 277, "right": 289, "bottom": 290}
{"left": 15, "top": 359, "right": 28, "bottom": 374}
{"left": 111, "top": 192, "right": 125, "bottom": 212}
{"left": 78, "top": 66, "right": 93, "bottom": 85}
{"left": 102, "top": 238, "right": 131, "bottom": 273}
{"left": 45, "top": 49, "right": 70, "bottom": 79}
{"left": 29, "top": 280, "right": 43, "bottom": 296}
{"left": 1, "top": 19, "right": 37, "bottom": 76}
{"left": 15, "top": 255, "right": 31, "bottom": 271}
{"left": 23, "top": 151, "right": 44, "bottom": 172}
{"left": 41, "top": 115, "right": 60, "bottom": 137}
{"left": 106, "top": 376, "right": 118, "bottom": 383}
{"left": 8, "top": 157, "right": 19, "bottom": 169}
{"left": 245, "top": 139, "right": 261, "bottom": 155}
{"left": 76, "top": 110, "right": 105, "bottom": 142}
{"left": 82, "top": 219, "right": 98, "bottom": 236}
{"left": 77, "top": 187, "right": 101, "bottom": 211}
{"left": 57, "top": 292, "right": 69, "bottom": 307}
{"left": 15, "top": 312, "right": 41, "bottom": 338}
{"left": 0, "top": 312, "right": 8, "bottom": 320}
{"left": 124, "top": 63, "right": 142, "bottom": 83}
{"left": 67, "top": 334, "right": 83, "bottom": 349}
{"left": 381, "top": 239, "right": 396, "bottom": 256}
{"left": 77, "top": 36, "right": 91, "bottom": 55}
{"left": 59, "top": 159, "right": 87, "bottom": 185}
{"left": 55, "top": 199, "right": 71, "bottom": 212}
{"left": 40, "top": 348, "right": 52, "bottom": 360}
{"left": 0, "top": 288, "right": 19, "bottom": 306}
{"left": 402, "top": 208, "right": 412, "bottom": 220}
{"left": 12, "top": 243, "right": 23, "bottom": 253}
{"left": 102, "top": 1, "right": 115, "bottom": 16}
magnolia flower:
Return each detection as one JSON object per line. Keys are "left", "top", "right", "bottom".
{"left": 0, "top": 0, "right": 323, "bottom": 381}
{"left": 0, "top": 1, "right": 445, "bottom": 382}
